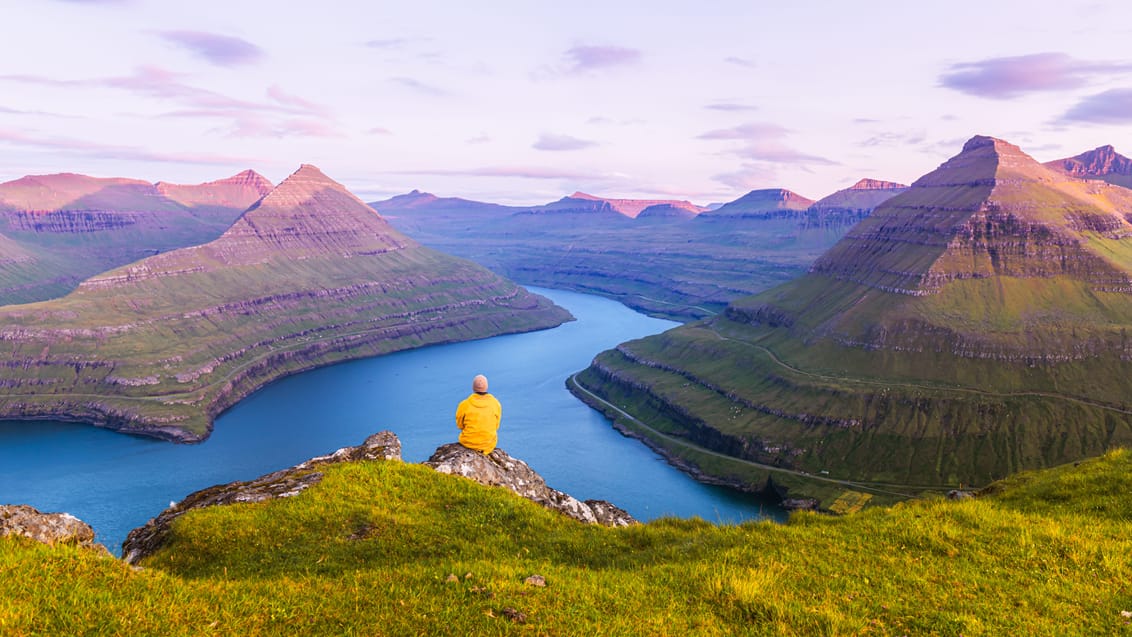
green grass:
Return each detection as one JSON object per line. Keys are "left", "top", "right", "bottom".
{"left": 4, "top": 450, "right": 1132, "bottom": 635}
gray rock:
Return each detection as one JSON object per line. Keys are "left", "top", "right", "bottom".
{"left": 122, "top": 430, "right": 401, "bottom": 564}
{"left": 0, "top": 504, "right": 108, "bottom": 554}
{"left": 424, "top": 443, "right": 636, "bottom": 527}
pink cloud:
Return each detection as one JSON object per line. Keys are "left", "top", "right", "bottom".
{"left": 698, "top": 122, "right": 790, "bottom": 140}
{"left": 0, "top": 127, "right": 256, "bottom": 165}
{"left": 267, "top": 85, "right": 330, "bottom": 117}
{"left": 1060, "top": 88, "right": 1132, "bottom": 124}
{"left": 389, "top": 76, "right": 449, "bottom": 96}
{"left": 939, "top": 52, "right": 1132, "bottom": 99}
{"left": 532, "top": 133, "right": 597, "bottom": 151}
{"left": 159, "top": 30, "right": 263, "bottom": 66}
{"left": 705, "top": 102, "right": 759, "bottom": 112}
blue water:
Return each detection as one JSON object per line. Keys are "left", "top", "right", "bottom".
{"left": 0, "top": 288, "right": 781, "bottom": 553}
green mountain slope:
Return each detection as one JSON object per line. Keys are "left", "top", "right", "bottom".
{"left": 3, "top": 446, "right": 1131, "bottom": 635}
{"left": 574, "top": 136, "right": 1132, "bottom": 499}
{"left": 0, "top": 170, "right": 273, "bottom": 304}
{"left": 0, "top": 165, "right": 569, "bottom": 441}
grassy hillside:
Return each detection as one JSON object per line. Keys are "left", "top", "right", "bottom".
{"left": 572, "top": 137, "right": 1132, "bottom": 497}
{"left": 0, "top": 166, "right": 569, "bottom": 441}
{"left": 2, "top": 449, "right": 1131, "bottom": 635}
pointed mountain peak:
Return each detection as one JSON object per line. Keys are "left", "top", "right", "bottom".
{"left": 812, "top": 135, "right": 1132, "bottom": 296}
{"left": 708, "top": 188, "right": 814, "bottom": 216}
{"left": 569, "top": 191, "right": 598, "bottom": 200}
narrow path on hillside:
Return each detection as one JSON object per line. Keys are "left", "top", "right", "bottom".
{"left": 567, "top": 373, "right": 940, "bottom": 498}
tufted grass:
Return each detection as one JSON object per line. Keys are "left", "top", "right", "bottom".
{"left": 3, "top": 451, "right": 1132, "bottom": 635}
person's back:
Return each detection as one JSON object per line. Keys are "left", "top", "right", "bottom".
{"left": 456, "top": 374, "right": 502, "bottom": 454}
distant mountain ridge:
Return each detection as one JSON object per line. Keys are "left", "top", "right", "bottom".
{"left": 0, "top": 165, "right": 569, "bottom": 441}
{"left": 1044, "top": 144, "right": 1132, "bottom": 189}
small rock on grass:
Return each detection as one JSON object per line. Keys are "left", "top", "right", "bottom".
{"left": 524, "top": 574, "right": 546, "bottom": 587}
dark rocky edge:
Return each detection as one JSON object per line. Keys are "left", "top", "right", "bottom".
{"left": 122, "top": 431, "right": 633, "bottom": 564}
{"left": 424, "top": 443, "right": 636, "bottom": 527}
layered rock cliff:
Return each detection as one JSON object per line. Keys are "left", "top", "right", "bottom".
{"left": 574, "top": 135, "right": 1132, "bottom": 498}
{"left": 0, "top": 165, "right": 570, "bottom": 441}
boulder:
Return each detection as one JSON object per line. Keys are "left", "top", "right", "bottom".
{"left": 0, "top": 504, "right": 108, "bottom": 554}
{"left": 122, "top": 430, "right": 401, "bottom": 564}
{"left": 424, "top": 443, "right": 636, "bottom": 526}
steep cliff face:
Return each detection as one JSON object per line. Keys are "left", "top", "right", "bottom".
{"left": 574, "top": 135, "right": 1132, "bottom": 497}
{"left": 0, "top": 165, "right": 570, "bottom": 441}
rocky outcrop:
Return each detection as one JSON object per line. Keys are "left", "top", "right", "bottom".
{"left": 0, "top": 504, "right": 108, "bottom": 554}
{"left": 122, "top": 431, "right": 632, "bottom": 564}
{"left": 424, "top": 443, "right": 636, "bottom": 527}
{"left": 122, "top": 431, "right": 402, "bottom": 564}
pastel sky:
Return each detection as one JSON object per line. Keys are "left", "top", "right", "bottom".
{"left": 2, "top": 0, "right": 1130, "bottom": 205}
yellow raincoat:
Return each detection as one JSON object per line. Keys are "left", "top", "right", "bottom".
{"left": 456, "top": 392, "right": 502, "bottom": 453}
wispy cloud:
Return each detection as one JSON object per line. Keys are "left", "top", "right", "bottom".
{"left": 389, "top": 76, "right": 449, "bottom": 96}
{"left": 698, "top": 122, "right": 790, "bottom": 140}
{"left": 704, "top": 102, "right": 759, "bottom": 112}
{"left": 391, "top": 165, "right": 611, "bottom": 181}
{"left": 159, "top": 30, "right": 263, "bottom": 66}
{"left": 939, "top": 52, "right": 1132, "bottom": 99}
{"left": 365, "top": 38, "right": 413, "bottom": 50}
{"left": 700, "top": 121, "right": 836, "bottom": 188}
{"left": 0, "top": 127, "right": 255, "bottom": 165}
{"left": 713, "top": 164, "right": 779, "bottom": 191}
{"left": 1059, "top": 88, "right": 1132, "bottom": 124}
{"left": 532, "top": 133, "right": 597, "bottom": 151}
{"left": 367, "top": 127, "right": 394, "bottom": 136}
{"left": 562, "top": 45, "right": 642, "bottom": 74}
{"left": 724, "top": 56, "right": 756, "bottom": 69}
{"left": 267, "top": 85, "right": 330, "bottom": 117}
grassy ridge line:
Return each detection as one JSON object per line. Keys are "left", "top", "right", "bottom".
{"left": 3, "top": 449, "right": 1131, "bottom": 634}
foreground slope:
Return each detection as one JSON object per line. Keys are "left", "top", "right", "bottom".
{"left": 0, "top": 170, "right": 272, "bottom": 304}
{"left": 3, "top": 444, "right": 1130, "bottom": 635}
{"left": 575, "top": 136, "right": 1132, "bottom": 498}
{"left": 0, "top": 165, "right": 569, "bottom": 441}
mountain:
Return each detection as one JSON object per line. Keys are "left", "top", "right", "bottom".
{"left": 566, "top": 192, "right": 706, "bottom": 218}
{"left": 0, "top": 170, "right": 272, "bottom": 304}
{"left": 375, "top": 183, "right": 880, "bottom": 321}
{"left": 807, "top": 178, "right": 907, "bottom": 215}
{"left": 0, "top": 165, "right": 570, "bottom": 441}
{"left": 1045, "top": 144, "right": 1132, "bottom": 189}
{"left": 154, "top": 169, "right": 273, "bottom": 217}
{"left": 573, "top": 135, "right": 1132, "bottom": 501}
{"left": 699, "top": 188, "right": 815, "bottom": 219}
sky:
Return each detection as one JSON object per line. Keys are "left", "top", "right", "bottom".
{"left": 1, "top": 0, "right": 1130, "bottom": 205}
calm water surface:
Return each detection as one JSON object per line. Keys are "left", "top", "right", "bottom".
{"left": 0, "top": 288, "right": 781, "bottom": 553}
